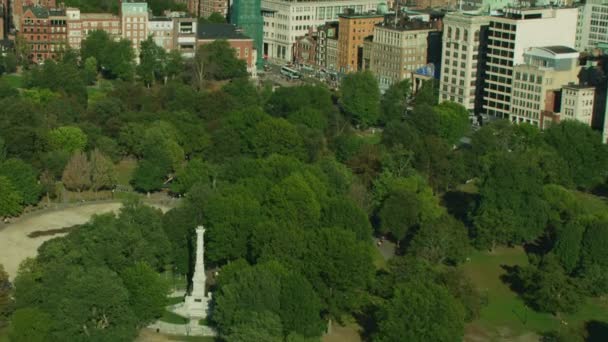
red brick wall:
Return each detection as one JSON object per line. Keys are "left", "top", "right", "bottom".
{"left": 198, "top": 39, "right": 254, "bottom": 70}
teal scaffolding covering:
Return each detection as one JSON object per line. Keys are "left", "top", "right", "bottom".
{"left": 230, "top": 0, "right": 264, "bottom": 69}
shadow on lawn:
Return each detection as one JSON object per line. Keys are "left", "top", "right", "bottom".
{"left": 586, "top": 320, "right": 608, "bottom": 342}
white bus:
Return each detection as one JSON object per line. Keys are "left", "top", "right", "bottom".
{"left": 280, "top": 66, "right": 301, "bottom": 80}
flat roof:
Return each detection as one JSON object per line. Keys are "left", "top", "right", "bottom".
{"left": 197, "top": 23, "right": 251, "bottom": 40}
{"left": 338, "top": 12, "right": 384, "bottom": 19}
{"left": 542, "top": 46, "right": 578, "bottom": 54}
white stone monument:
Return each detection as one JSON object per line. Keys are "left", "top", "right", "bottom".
{"left": 174, "top": 225, "right": 210, "bottom": 319}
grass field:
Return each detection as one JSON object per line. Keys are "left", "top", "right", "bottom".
{"left": 0, "top": 327, "right": 8, "bottom": 342}
{"left": 3, "top": 74, "right": 23, "bottom": 88}
{"left": 166, "top": 296, "right": 184, "bottom": 306}
{"left": 371, "top": 243, "right": 387, "bottom": 270}
{"left": 462, "top": 247, "right": 608, "bottom": 340}
{"left": 160, "top": 310, "right": 188, "bottom": 325}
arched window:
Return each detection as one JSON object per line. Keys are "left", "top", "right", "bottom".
{"left": 447, "top": 27, "right": 452, "bottom": 39}
{"left": 464, "top": 29, "right": 469, "bottom": 41}
{"left": 474, "top": 30, "right": 480, "bottom": 42}
{"left": 455, "top": 28, "right": 460, "bottom": 40}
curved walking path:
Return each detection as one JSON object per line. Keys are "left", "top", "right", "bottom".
{"left": 0, "top": 200, "right": 172, "bottom": 281}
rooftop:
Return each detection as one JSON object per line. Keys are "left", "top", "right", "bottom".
{"left": 542, "top": 46, "right": 578, "bottom": 54}
{"left": 149, "top": 17, "right": 173, "bottom": 22}
{"left": 80, "top": 13, "right": 119, "bottom": 19}
{"left": 562, "top": 83, "right": 595, "bottom": 90}
{"left": 197, "top": 23, "right": 251, "bottom": 40}
{"left": 338, "top": 12, "right": 384, "bottom": 19}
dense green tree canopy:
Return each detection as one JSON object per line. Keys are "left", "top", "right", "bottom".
{"left": 0, "top": 158, "right": 41, "bottom": 205}
{"left": 544, "top": 121, "right": 608, "bottom": 190}
{"left": 340, "top": 71, "right": 380, "bottom": 128}
{"left": 374, "top": 281, "right": 465, "bottom": 342}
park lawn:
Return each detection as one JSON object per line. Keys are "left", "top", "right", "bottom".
{"left": 166, "top": 296, "right": 184, "bottom": 306}
{"left": 3, "top": 74, "right": 23, "bottom": 88}
{"left": 356, "top": 131, "right": 382, "bottom": 145}
{"left": 371, "top": 243, "right": 387, "bottom": 270}
{"left": 462, "top": 247, "right": 608, "bottom": 339}
{"left": 87, "top": 86, "right": 105, "bottom": 104}
{"left": 0, "top": 327, "right": 8, "bottom": 342}
{"left": 160, "top": 310, "right": 188, "bottom": 325}
{"left": 116, "top": 159, "right": 137, "bottom": 188}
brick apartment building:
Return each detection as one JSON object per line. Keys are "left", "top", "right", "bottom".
{"left": 12, "top": 0, "right": 56, "bottom": 30}
{"left": 21, "top": 6, "right": 67, "bottom": 63}
{"left": 66, "top": 8, "right": 120, "bottom": 49}
{"left": 337, "top": 11, "right": 384, "bottom": 73}
{"left": 293, "top": 29, "right": 317, "bottom": 66}
{"left": 201, "top": 0, "right": 228, "bottom": 19}
{"left": 197, "top": 23, "right": 257, "bottom": 77}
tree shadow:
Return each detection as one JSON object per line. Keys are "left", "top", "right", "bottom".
{"left": 499, "top": 264, "right": 525, "bottom": 294}
{"left": 523, "top": 233, "right": 553, "bottom": 257}
{"left": 586, "top": 320, "right": 608, "bottom": 342}
{"left": 353, "top": 305, "right": 379, "bottom": 341}
{"left": 441, "top": 190, "right": 478, "bottom": 226}
{"left": 590, "top": 183, "right": 608, "bottom": 198}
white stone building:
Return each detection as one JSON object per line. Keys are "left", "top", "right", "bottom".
{"left": 439, "top": 12, "right": 489, "bottom": 114}
{"left": 560, "top": 84, "right": 595, "bottom": 126}
{"left": 510, "top": 46, "right": 580, "bottom": 127}
{"left": 148, "top": 17, "right": 174, "bottom": 51}
{"left": 482, "top": 7, "right": 578, "bottom": 120}
{"left": 261, "top": 0, "right": 383, "bottom": 62}
{"left": 575, "top": 0, "right": 608, "bottom": 52}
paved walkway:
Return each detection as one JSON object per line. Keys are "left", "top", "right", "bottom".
{"left": 148, "top": 319, "right": 216, "bottom": 337}
{"left": 0, "top": 200, "right": 173, "bottom": 280}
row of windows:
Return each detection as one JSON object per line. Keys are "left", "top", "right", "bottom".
{"left": 514, "top": 72, "right": 543, "bottom": 84}
{"left": 489, "top": 22, "right": 516, "bottom": 31}
{"left": 445, "top": 27, "right": 481, "bottom": 42}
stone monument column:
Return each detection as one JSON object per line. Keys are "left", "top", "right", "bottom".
{"left": 184, "top": 225, "right": 209, "bottom": 319}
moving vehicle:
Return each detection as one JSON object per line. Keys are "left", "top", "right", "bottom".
{"left": 280, "top": 66, "right": 301, "bottom": 80}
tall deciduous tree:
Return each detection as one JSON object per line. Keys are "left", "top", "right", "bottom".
{"left": 409, "top": 214, "right": 470, "bottom": 265}
{"left": 62, "top": 151, "right": 92, "bottom": 192}
{"left": 121, "top": 262, "right": 169, "bottom": 324}
{"left": 8, "top": 308, "right": 52, "bottom": 342}
{"left": 374, "top": 281, "right": 465, "bottom": 342}
{"left": 193, "top": 40, "right": 247, "bottom": 88}
{"left": 0, "top": 264, "right": 11, "bottom": 329}
{"left": 213, "top": 261, "right": 324, "bottom": 338}
{"left": 0, "top": 176, "right": 22, "bottom": 217}
{"left": 266, "top": 173, "right": 321, "bottom": 229}
{"left": 434, "top": 101, "right": 470, "bottom": 144}
{"left": 472, "top": 151, "right": 549, "bottom": 248}
{"left": 340, "top": 71, "right": 380, "bottom": 128}
{"left": 90, "top": 149, "right": 116, "bottom": 192}
{"left": 48, "top": 126, "right": 87, "bottom": 153}
{"left": 544, "top": 120, "right": 608, "bottom": 190}
{"left": 0, "top": 158, "right": 42, "bottom": 205}
{"left": 380, "top": 79, "right": 411, "bottom": 124}
{"left": 83, "top": 56, "right": 98, "bottom": 85}
{"left": 137, "top": 36, "right": 166, "bottom": 86}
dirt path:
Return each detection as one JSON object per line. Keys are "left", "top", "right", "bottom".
{"left": 0, "top": 201, "right": 172, "bottom": 281}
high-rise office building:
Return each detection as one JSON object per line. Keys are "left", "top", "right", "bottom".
{"left": 439, "top": 12, "right": 489, "bottom": 115}
{"left": 482, "top": 7, "right": 578, "bottom": 120}
{"left": 230, "top": 0, "right": 263, "bottom": 68}
{"left": 575, "top": 0, "right": 608, "bottom": 52}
